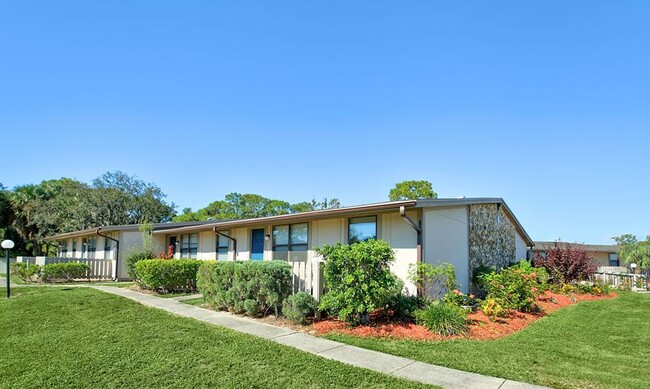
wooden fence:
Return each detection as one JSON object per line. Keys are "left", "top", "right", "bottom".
{"left": 593, "top": 271, "right": 647, "bottom": 292}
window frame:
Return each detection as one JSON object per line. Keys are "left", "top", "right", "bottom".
{"left": 104, "top": 234, "right": 113, "bottom": 257}
{"left": 87, "top": 237, "right": 96, "bottom": 259}
{"left": 216, "top": 231, "right": 230, "bottom": 260}
{"left": 60, "top": 240, "right": 68, "bottom": 257}
{"left": 608, "top": 253, "right": 619, "bottom": 267}
{"left": 180, "top": 233, "right": 199, "bottom": 259}
{"left": 348, "top": 215, "right": 378, "bottom": 244}
{"left": 272, "top": 223, "right": 308, "bottom": 261}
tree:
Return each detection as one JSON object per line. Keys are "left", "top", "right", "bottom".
{"left": 7, "top": 172, "right": 175, "bottom": 255}
{"left": 613, "top": 234, "right": 650, "bottom": 270}
{"left": 388, "top": 180, "right": 437, "bottom": 201}
{"left": 173, "top": 194, "right": 341, "bottom": 222}
{"left": 91, "top": 171, "right": 175, "bottom": 225}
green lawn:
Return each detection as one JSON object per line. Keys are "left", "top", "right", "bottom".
{"left": 325, "top": 292, "right": 650, "bottom": 389}
{"left": 0, "top": 287, "right": 432, "bottom": 389}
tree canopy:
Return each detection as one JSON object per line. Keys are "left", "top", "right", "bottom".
{"left": 3, "top": 172, "right": 175, "bottom": 255}
{"left": 173, "top": 195, "right": 340, "bottom": 222}
{"left": 388, "top": 180, "right": 437, "bottom": 201}
{"left": 613, "top": 234, "right": 650, "bottom": 269}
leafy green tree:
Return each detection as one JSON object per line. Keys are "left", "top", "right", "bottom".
{"left": 7, "top": 172, "right": 175, "bottom": 255}
{"left": 91, "top": 171, "right": 175, "bottom": 225}
{"left": 173, "top": 194, "right": 341, "bottom": 222}
{"left": 613, "top": 234, "right": 650, "bottom": 270}
{"left": 388, "top": 180, "right": 437, "bottom": 201}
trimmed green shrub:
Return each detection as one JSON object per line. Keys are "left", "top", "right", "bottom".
{"left": 415, "top": 301, "right": 468, "bottom": 336}
{"left": 134, "top": 259, "right": 201, "bottom": 293}
{"left": 126, "top": 249, "right": 154, "bottom": 280}
{"left": 283, "top": 291, "right": 317, "bottom": 325}
{"left": 197, "top": 260, "right": 292, "bottom": 317}
{"left": 10, "top": 262, "right": 42, "bottom": 283}
{"left": 317, "top": 240, "right": 398, "bottom": 325}
{"left": 41, "top": 262, "right": 91, "bottom": 282}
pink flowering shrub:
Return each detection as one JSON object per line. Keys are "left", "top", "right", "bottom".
{"left": 480, "top": 261, "right": 546, "bottom": 313}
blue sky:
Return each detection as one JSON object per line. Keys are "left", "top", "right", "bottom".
{"left": 1, "top": 1, "right": 649, "bottom": 244}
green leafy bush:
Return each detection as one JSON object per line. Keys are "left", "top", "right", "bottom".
{"left": 382, "top": 277, "right": 423, "bottom": 321}
{"left": 197, "top": 260, "right": 292, "bottom": 317}
{"left": 415, "top": 301, "right": 468, "bottom": 336}
{"left": 41, "top": 262, "right": 91, "bottom": 282}
{"left": 317, "top": 240, "right": 398, "bottom": 325}
{"left": 126, "top": 249, "right": 154, "bottom": 280}
{"left": 283, "top": 291, "right": 317, "bottom": 325}
{"left": 135, "top": 259, "right": 201, "bottom": 293}
{"left": 408, "top": 261, "right": 457, "bottom": 300}
{"left": 480, "top": 261, "right": 545, "bottom": 313}
{"left": 10, "top": 263, "right": 42, "bottom": 283}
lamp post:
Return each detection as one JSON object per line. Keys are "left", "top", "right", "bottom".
{"left": 2, "top": 239, "right": 15, "bottom": 298}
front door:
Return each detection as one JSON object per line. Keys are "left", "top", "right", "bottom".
{"left": 251, "top": 228, "right": 265, "bottom": 260}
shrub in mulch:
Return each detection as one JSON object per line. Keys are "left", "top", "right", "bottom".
{"left": 311, "top": 291, "right": 617, "bottom": 341}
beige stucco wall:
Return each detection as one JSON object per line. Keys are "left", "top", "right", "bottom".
{"left": 380, "top": 211, "right": 419, "bottom": 295}
{"left": 118, "top": 231, "right": 144, "bottom": 279}
{"left": 515, "top": 232, "right": 528, "bottom": 262}
{"left": 422, "top": 206, "right": 470, "bottom": 293}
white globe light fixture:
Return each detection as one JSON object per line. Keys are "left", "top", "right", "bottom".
{"left": 2, "top": 239, "right": 15, "bottom": 298}
{"left": 1, "top": 240, "right": 15, "bottom": 250}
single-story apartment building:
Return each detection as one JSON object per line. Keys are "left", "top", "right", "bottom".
{"left": 47, "top": 198, "right": 533, "bottom": 298}
{"left": 530, "top": 241, "right": 622, "bottom": 271}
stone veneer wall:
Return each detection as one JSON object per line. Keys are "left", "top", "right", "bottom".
{"left": 468, "top": 204, "right": 516, "bottom": 274}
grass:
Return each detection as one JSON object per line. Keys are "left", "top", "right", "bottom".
{"left": 325, "top": 292, "right": 650, "bottom": 389}
{"left": 0, "top": 287, "right": 433, "bottom": 389}
{"left": 180, "top": 297, "right": 206, "bottom": 306}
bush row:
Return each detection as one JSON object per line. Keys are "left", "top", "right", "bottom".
{"left": 134, "top": 259, "right": 202, "bottom": 293}
{"left": 197, "top": 260, "right": 292, "bottom": 317}
{"left": 11, "top": 262, "right": 91, "bottom": 283}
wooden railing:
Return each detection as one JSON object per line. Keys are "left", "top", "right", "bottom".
{"left": 593, "top": 271, "right": 647, "bottom": 292}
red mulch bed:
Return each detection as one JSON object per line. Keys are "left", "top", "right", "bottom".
{"left": 310, "top": 291, "right": 617, "bottom": 341}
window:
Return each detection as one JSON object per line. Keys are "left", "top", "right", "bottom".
{"left": 272, "top": 223, "right": 308, "bottom": 261}
{"left": 82, "top": 238, "right": 87, "bottom": 257}
{"left": 72, "top": 239, "right": 77, "bottom": 256}
{"left": 104, "top": 234, "right": 113, "bottom": 257}
{"left": 216, "top": 231, "right": 229, "bottom": 260}
{"left": 348, "top": 216, "right": 377, "bottom": 244}
{"left": 87, "top": 237, "right": 96, "bottom": 259}
{"left": 180, "top": 233, "right": 198, "bottom": 259}
{"left": 60, "top": 241, "right": 68, "bottom": 257}
{"left": 609, "top": 253, "right": 619, "bottom": 267}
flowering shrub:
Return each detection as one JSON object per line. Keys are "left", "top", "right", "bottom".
{"left": 534, "top": 243, "right": 598, "bottom": 284}
{"left": 481, "top": 298, "right": 507, "bottom": 317}
{"left": 443, "top": 289, "right": 477, "bottom": 307}
{"left": 480, "top": 261, "right": 545, "bottom": 313}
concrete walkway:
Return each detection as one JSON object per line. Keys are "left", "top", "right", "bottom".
{"left": 92, "top": 286, "right": 547, "bottom": 389}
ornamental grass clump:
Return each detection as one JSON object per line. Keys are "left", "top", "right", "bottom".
{"left": 415, "top": 301, "right": 469, "bottom": 336}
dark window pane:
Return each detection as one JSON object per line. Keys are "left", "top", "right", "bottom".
{"left": 290, "top": 223, "right": 308, "bottom": 245}
{"left": 348, "top": 216, "right": 377, "bottom": 243}
{"left": 273, "top": 245, "right": 289, "bottom": 260}
{"left": 273, "top": 225, "right": 289, "bottom": 246}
